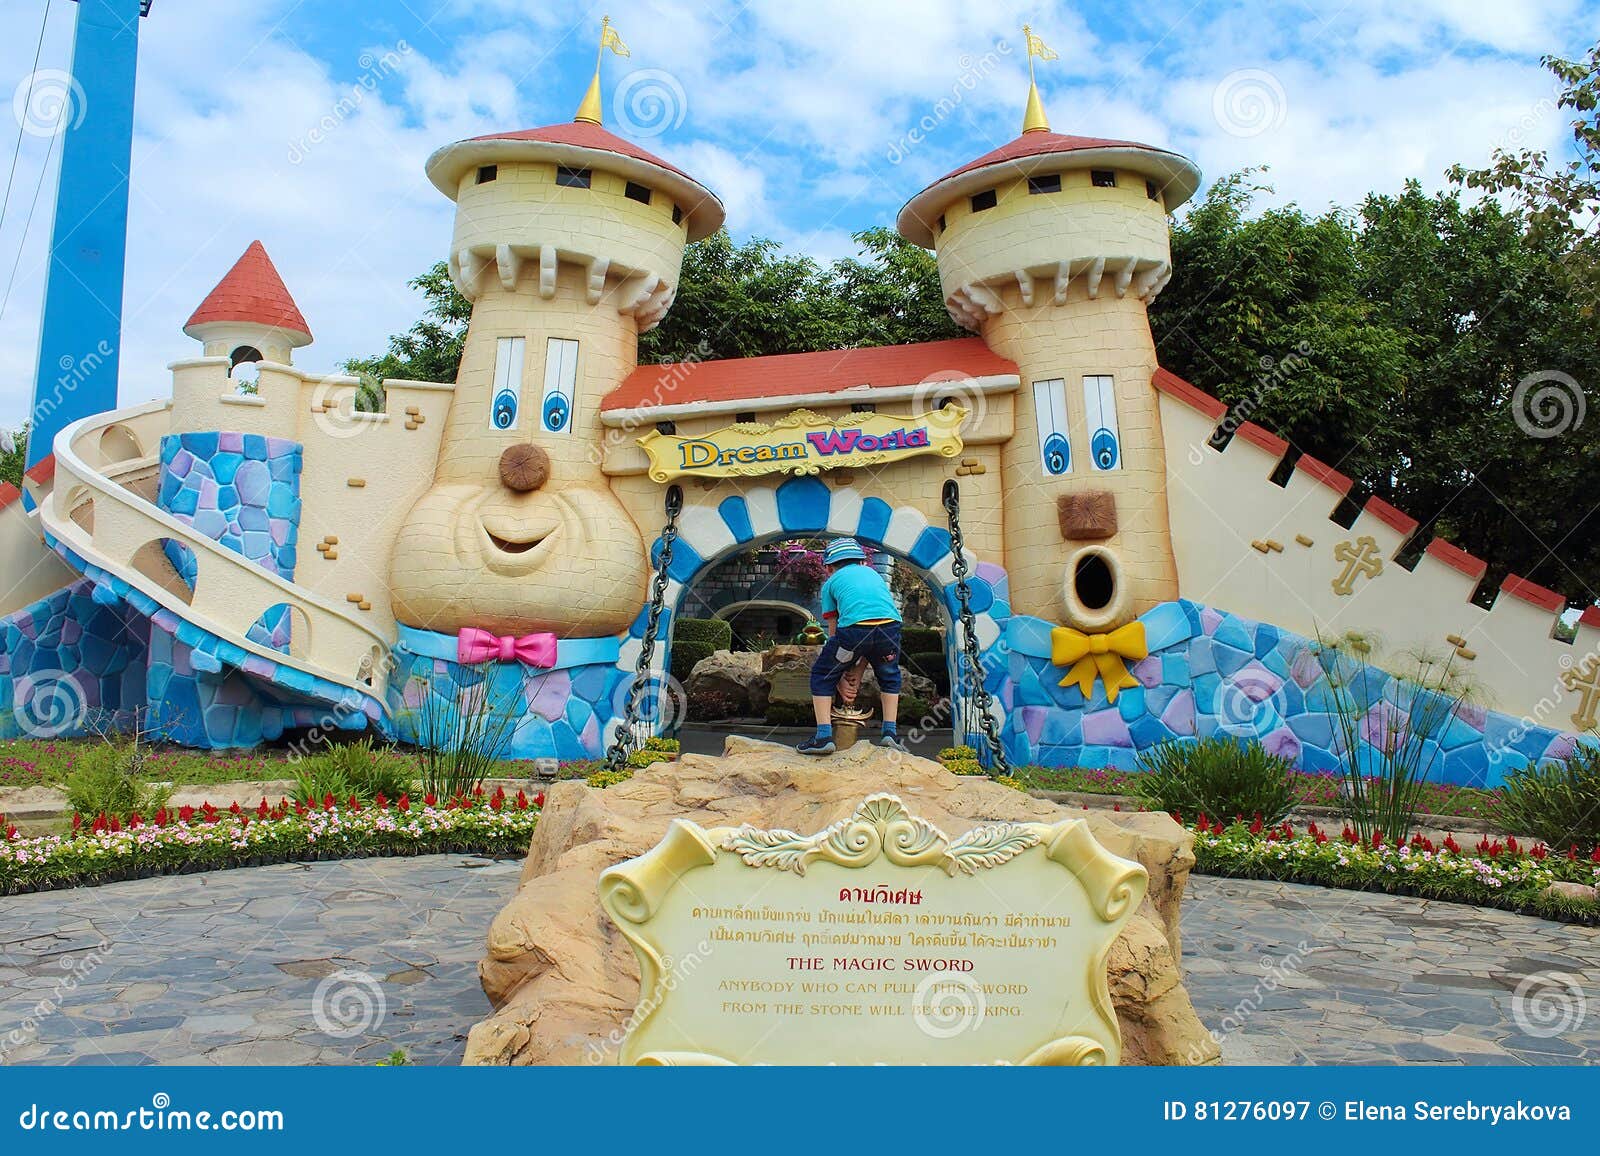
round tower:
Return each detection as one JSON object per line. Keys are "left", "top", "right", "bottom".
{"left": 387, "top": 86, "right": 725, "bottom": 637}
{"left": 897, "top": 85, "right": 1200, "bottom": 633}
{"left": 183, "top": 240, "right": 312, "bottom": 370}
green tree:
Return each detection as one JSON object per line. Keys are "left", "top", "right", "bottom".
{"left": 0, "top": 425, "right": 26, "bottom": 487}
{"left": 343, "top": 262, "right": 471, "bottom": 388}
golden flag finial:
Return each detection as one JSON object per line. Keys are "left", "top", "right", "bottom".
{"left": 574, "top": 15, "right": 632, "bottom": 125}
{"left": 1021, "top": 23, "right": 1057, "bottom": 134}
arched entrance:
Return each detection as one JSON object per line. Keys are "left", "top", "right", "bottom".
{"left": 610, "top": 476, "right": 1011, "bottom": 757}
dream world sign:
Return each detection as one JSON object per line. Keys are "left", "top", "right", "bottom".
{"left": 636, "top": 406, "right": 966, "bottom": 483}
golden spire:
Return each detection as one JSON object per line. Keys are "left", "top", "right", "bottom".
{"left": 1021, "top": 23, "right": 1058, "bottom": 134}
{"left": 574, "top": 14, "right": 631, "bottom": 125}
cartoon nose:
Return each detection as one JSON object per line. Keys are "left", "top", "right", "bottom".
{"left": 499, "top": 444, "right": 550, "bottom": 493}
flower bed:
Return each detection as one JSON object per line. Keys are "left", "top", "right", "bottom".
{"left": 0, "top": 788, "right": 541, "bottom": 897}
{"left": 1186, "top": 813, "right": 1600, "bottom": 925}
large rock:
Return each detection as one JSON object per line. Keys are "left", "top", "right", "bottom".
{"left": 759, "top": 643, "right": 935, "bottom": 711}
{"left": 685, "top": 649, "right": 768, "bottom": 717}
{"left": 463, "top": 737, "right": 1219, "bottom": 1066}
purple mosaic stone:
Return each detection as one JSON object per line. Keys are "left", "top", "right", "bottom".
{"left": 1161, "top": 688, "right": 1195, "bottom": 734}
{"left": 527, "top": 669, "right": 573, "bottom": 720}
{"left": 218, "top": 431, "right": 244, "bottom": 452}
{"left": 1262, "top": 725, "right": 1302, "bottom": 762}
{"left": 1453, "top": 700, "right": 1488, "bottom": 731}
{"left": 1232, "top": 659, "right": 1283, "bottom": 701}
{"left": 1082, "top": 708, "right": 1132, "bottom": 748}
{"left": 1289, "top": 648, "right": 1323, "bottom": 689}
{"left": 1131, "top": 655, "right": 1163, "bottom": 689}
{"left": 1199, "top": 606, "right": 1223, "bottom": 636}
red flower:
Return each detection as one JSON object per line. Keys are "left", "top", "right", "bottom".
{"left": 1113, "top": 803, "right": 1121, "bottom": 812}
{"left": 229, "top": 801, "right": 242, "bottom": 815}
{"left": 474, "top": 785, "right": 485, "bottom": 798}
{"left": 154, "top": 807, "right": 169, "bottom": 827}
{"left": 1591, "top": 846, "right": 1600, "bottom": 864}
{"left": 1170, "top": 811, "right": 1182, "bottom": 826}
{"left": 322, "top": 793, "right": 336, "bottom": 811}
{"left": 1443, "top": 834, "right": 1460, "bottom": 854}
{"left": 397, "top": 793, "right": 410, "bottom": 812}
{"left": 91, "top": 813, "right": 107, "bottom": 834}
{"left": 490, "top": 794, "right": 503, "bottom": 811}
{"left": 1487, "top": 841, "right": 1503, "bottom": 858}
{"left": 515, "top": 790, "right": 528, "bottom": 810}
{"left": 532, "top": 792, "right": 545, "bottom": 809}
{"left": 347, "top": 795, "right": 361, "bottom": 811}
{"left": 129, "top": 812, "right": 142, "bottom": 829}
{"left": 1531, "top": 843, "right": 1548, "bottom": 860}
{"left": 108, "top": 816, "right": 121, "bottom": 833}
{"left": 257, "top": 799, "right": 270, "bottom": 818}
{"left": 71, "top": 813, "right": 82, "bottom": 831}
{"left": 1314, "top": 830, "right": 1329, "bottom": 845}
{"left": 375, "top": 793, "right": 388, "bottom": 809}
{"left": 3, "top": 824, "right": 15, "bottom": 841}
{"left": 239, "top": 814, "right": 249, "bottom": 830}
{"left": 1570, "top": 845, "right": 1580, "bottom": 860}
{"left": 179, "top": 805, "right": 195, "bottom": 823}
{"left": 1249, "top": 814, "right": 1263, "bottom": 836}
{"left": 1342, "top": 826, "right": 1357, "bottom": 844}
{"left": 424, "top": 793, "right": 437, "bottom": 807}
{"left": 1506, "top": 836, "right": 1520, "bottom": 855}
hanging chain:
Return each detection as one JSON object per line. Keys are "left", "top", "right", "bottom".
{"left": 605, "top": 484, "right": 682, "bottom": 775}
{"left": 942, "top": 481, "right": 1007, "bottom": 777}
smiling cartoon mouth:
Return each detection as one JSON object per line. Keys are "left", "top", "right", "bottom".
{"left": 487, "top": 530, "right": 548, "bottom": 555}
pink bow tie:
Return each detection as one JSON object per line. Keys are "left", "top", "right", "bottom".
{"left": 457, "top": 627, "right": 558, "bottom": 667}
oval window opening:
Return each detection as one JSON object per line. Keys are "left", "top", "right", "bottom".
{"left": 1074, "top": 552, "right": 1115, "bottom": 611}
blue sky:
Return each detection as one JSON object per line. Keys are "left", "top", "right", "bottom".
{"left": 0, "top": 0, "right": 1594, "bottom": 428}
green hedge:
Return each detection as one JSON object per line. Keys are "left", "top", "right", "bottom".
{"left": 904, "top": 652, "right": 950, "bottom": 695}
{"left": 674, "top": 617, "right": 732, "bottom": 649}
{"left": 671, "top": 640, "right": 715, "bottom": 683}
{"left": 901, "top": 627, "right": 944, "bottom": 655}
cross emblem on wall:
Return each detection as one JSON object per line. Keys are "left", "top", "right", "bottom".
{"left": 1560, "top": 653, "right": 1600, "bottom": 732}
{"left": 1331, "top": 536, "right": 1384, "bottom": 596}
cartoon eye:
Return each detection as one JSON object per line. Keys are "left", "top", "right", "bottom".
{"left": 1042, "top": 432, "right": 1071, "bottom": 476}
{"left": 543, "top": 394, "right": 570, "bottom": 432}
{"left": 492, "top": 390, "right": 518, "bottom": 430}
{"left": 1091, "top": 428, "right": 1119, "bottom": 470}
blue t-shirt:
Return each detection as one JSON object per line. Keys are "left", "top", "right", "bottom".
{"left": 820, "top": 563, "right": 901, "bottom": 627}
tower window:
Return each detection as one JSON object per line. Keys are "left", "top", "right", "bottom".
{"left": 672, "top": 204, "right": 684, "bottom": 225}
{"left": 851, "top": 402, "right": 876, "bottom": 413}
{"left": 935, "top": 214, "right": 945, "bottom": 234}
{"left": 1146, "top": 179, "right": 1160, "bottom": 201}
{"left": 1091, "top": 170, "right": 1117, "bottom": 188}
{"left": 476, "top": 165, "right": 497, "bottom": 184}
{"left": 1027, "top": 174, "right": 1062, "bottom": 195}
{"left": 655, "top": 420, "right": 676, "bottom": 435}
{"left": 736, "top": 412, "right": 757, "bottom": 425}
{"left": 229, "top": 345, "right": 263, "bottom": 370}
{"left": 489, "top": 337, "right": 526, "bottom": 431}
{"left": 625, "top": 181, "right": 652, "bottom": 205}
{"left": 970, "top": 188, "right": 997, "bottom": 213}
{"left": 1084, "top": 375, "right": 1122, "bottom": 470}
{"left": 1032, "top": 379, "right": 1071, "bottom": 476}
{"left": 556, "top": 166, "right": 592, "bottom": 189}
{"left": 541, "top": 338, "right": 579, "bottom": 433}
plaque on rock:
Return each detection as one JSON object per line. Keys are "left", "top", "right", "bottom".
{"left": 597, "top": 793, "right": 1148, "bottom": 1065}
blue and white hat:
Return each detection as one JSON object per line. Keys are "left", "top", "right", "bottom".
{"left": 824, "top": 537, "right": 868, "bottom": 565}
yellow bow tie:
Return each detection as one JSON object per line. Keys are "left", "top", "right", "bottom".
{"left": 1049, "top": 622, "right": 1148, "bottom": 703}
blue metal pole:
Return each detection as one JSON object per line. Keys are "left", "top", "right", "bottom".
{"left": 25, "top": 0, "right": 148, "bottom": 473}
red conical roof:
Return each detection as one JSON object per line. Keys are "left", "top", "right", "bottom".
{"left": 184, "top": 241, "right": 311, "bottom": 342}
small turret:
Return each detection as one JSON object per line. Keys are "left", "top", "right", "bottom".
{"left": 183, "top": 241, "right": 311, "bottom": 371}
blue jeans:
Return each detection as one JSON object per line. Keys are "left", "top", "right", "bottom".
{"left": 810, "top": 622, "right": 903, "bottom": 697}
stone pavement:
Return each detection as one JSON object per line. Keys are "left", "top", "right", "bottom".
{"left": 1184, "top": 876, "right": 1600, "bottom": 1065}
{"left": 0, "top": 858, "right": 1595, "bottom": 1066}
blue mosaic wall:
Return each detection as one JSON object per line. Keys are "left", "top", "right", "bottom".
{"left": 389, "top": 628, "right": 625, "bottom": 761}
{"left": 157, "top": 431, "right": 303, "bottom": 651}
{"left": 0, "top": 579, "right": 147, "bottom": 739}
{"left": 1006, "top": 599, "right": 1579, "bottom": 788}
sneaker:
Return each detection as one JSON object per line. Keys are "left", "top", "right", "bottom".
{"left": 797, "top": 735, "right": 836, "bottom": 756}
{"left": 878, "top": 733, "right": 908, "bottom": 753}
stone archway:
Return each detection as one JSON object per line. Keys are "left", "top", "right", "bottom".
{"left": 611, "top": 476, "right": 1011, "bottom": 754}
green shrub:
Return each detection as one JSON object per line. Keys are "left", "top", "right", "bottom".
{"left": 304, "top": 738, "right": 413, "bottom": 801}
{"left": 688, "top": 685, "right": 743, "bottom": 721}
{"left": 673, "top": 617, "right": 732, "bottom": 649}
{"left": 939, "top": 745, "right": 978, "bottom": 762}
{"left": 905, "top": 652, "right": 950, "bottom": 696}
{"left": 626, "top": 749, "right": 675, "bottom": 769}
{"left": 901, "top": 627, "right": 944, "bottom": 655}
{"left": 64, "top": 741, "right": 172, "bottom": 821}
{"left": 586, "top": 768, "right": 634, "bottom": 789}
{"left": 644, "top": 737, "right": 679, "bottom": 752}
{"left": 897, "top": 694, "right": 935, "bottom": 726}
{"left": 1497, "top": 749, "right": 1600, "bottom": 853}
{"left": 765, "top": 701, "right": 815, "bottom": 727}
{"left": 291, "top": 764, "right": 354, "bottom": 807}
{"left": 943, "top": 759, "right": 985, "bottom": 776}
{"left": 671, "top": 640, "right": 715, "bottom": 684}
{"left": 1134, "top": 738, "right": 1303, "bottom": 825}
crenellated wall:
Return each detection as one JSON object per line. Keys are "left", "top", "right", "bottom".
{"left": 1156, "top": 374, "right": 1597, "bottom": 732}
